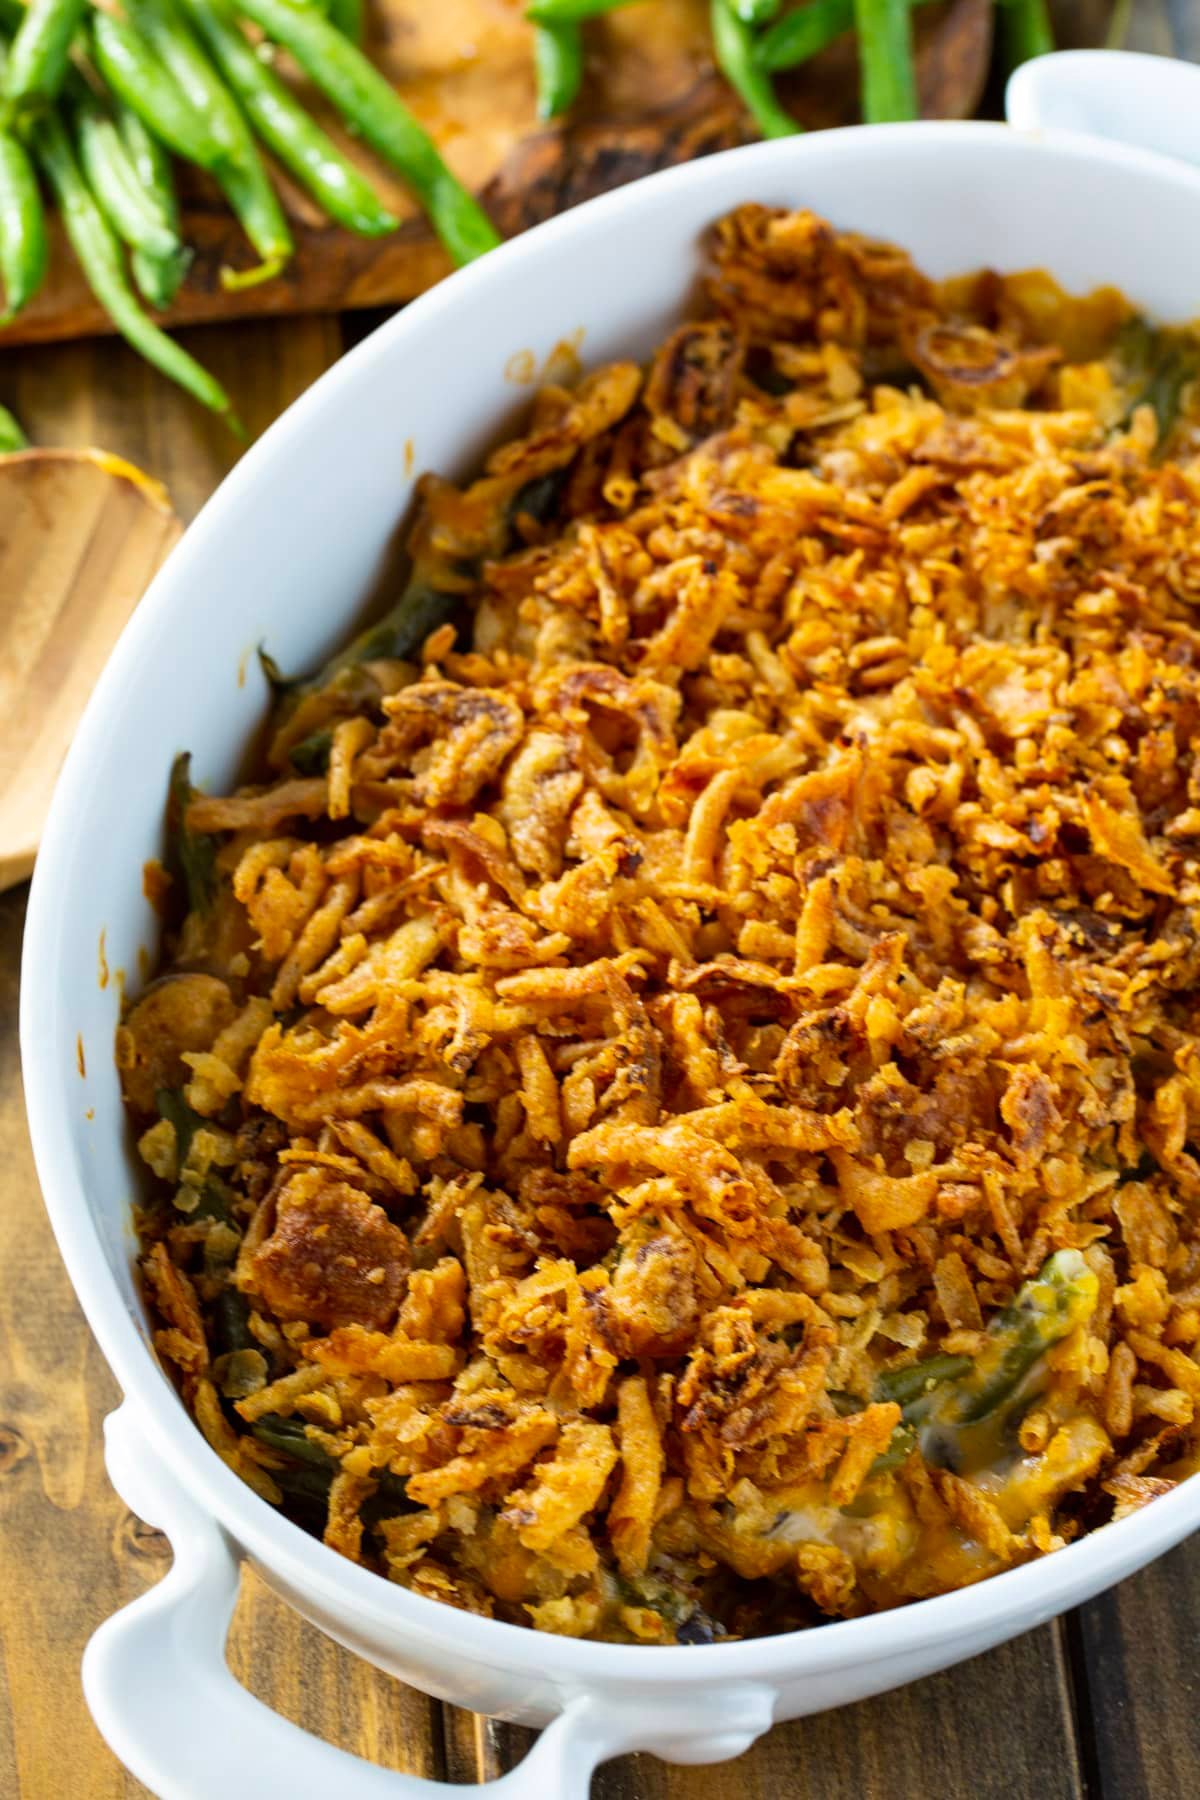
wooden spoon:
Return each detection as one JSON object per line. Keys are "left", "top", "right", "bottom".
{"left": 0, "top": 448, "right": 181, "bottom": 892}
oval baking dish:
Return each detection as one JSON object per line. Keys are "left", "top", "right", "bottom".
{"left": 22, "top": 85, "right": 1200, "bottom": 1797}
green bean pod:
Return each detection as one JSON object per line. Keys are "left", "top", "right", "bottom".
{"left": 867, "top": 1423, "right": 917, "bottom": 1478}
{"left": 918, "top": 1250, "right": 1100, "bottom": 1472}
{"left": 296, "top": 0, "right": 365, "bottom": 33}
{"left": 729, "top": 0, "right": 780, "bottom": 23}
{"left": 231, "top": 0, "right": 500, "bottom": 266}
{"left": 3, "top": 0, "right": 86, "bottom": 105}
{"left": 90, "top": 11, "right": 226, "bottom": 168}
{"left": 954, "top": 1251, "right": 1098, "bottom": 1427}
{"left": 314, "top": 575, "right": 461, "bottom": 688}
{"left": 167, "top": 751, "right": 219, "bottom": 915}
{"left": 117, "top": 100, "right": 180, "bottom": 228}
{"left": 754, "top": 0, "right": 853, "bottom": 69}
{"left": 75, "top": 95, "right": 181, "bottom": 262}
{"left": 249, "top": 1414, "right": 332, "bottom": 1468}
{"left": 0, "top": 399, "right": 26, "bottom": 449}
{"left": 30, "top": 107, "right": 241, "bottom": 429}
{"left": 176, "top": 0, "right": 397, "bottom": 237}
{"left": 1000, "top": 0, "right": 1054, "bottom": 67}
{"left": 125, "top": 0, "right": 293, "bottom": 287}
{"left": 524, "top": 0, "right": 634, "bottom": 19}
{"left": 76, "top": 95, "right": 191, "bottom": 310}
{"left": 874, "top": 1353, "right": 973, "bottom": 1413}
{"left": 0, "top": 127, "right": 47, "bottom": 320}
{"left": 755, "top": 0, "right": 938, "bottom": 73}
{"left": 328, "top": 0, "right": 364, "bottom": 43}
{"left": 112, "top": 98, "right": 191, "bottom": 308}
{"left": 130, "top": 243, "right": 189, "bottom": 310}
{"left": 710, "top": 0, "right": 799, "bottom": 139}
{"left": 852, "top": 0, "right": 918, "bottom": 121}
{"left": 532, "top": 17, "right": 583, "bottom": 119}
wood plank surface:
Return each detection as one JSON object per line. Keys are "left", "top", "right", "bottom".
{"left": 3, "top": 7, "right": 1200, "bottom": 1790}
{"left": 1069, "top": 1542, "right": 1200, "bottom": 1800}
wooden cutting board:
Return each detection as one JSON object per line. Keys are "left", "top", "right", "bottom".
{"left": 5, "top": 0, "right": 997, "bottom": 346}
{"left": 0, "top": 449, "right": 181, "bottom": 891}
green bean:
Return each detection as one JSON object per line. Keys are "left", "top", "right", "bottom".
{"left": 117, "top": 100, "right": 180, "bottom": 226}
{"left": 90, "top": 12, "right": 226, "bottom": 168}
{"left": 3, "top": 0, "right": 85, "bottom": 105}
{"left": 299, "top": 0, "right": 364, "bottom": 32}
{"left": 755, "top": 0, "right": 851, "bottom": 70}
{"left": 276, "top": 443, "right": 569, "bottom": 705}
{"left": 755, "top": 0, "right": 938, "bottom": 72}
{"left": 510, "top": 467, "right": 566, "bottom": 528}
{"left": 314, "top": 576, "right": 461, "bottom": 688}
{"left": 175, "top": 0, "right": 397, "bottom": 238}
{"left": 837, "top": 1354, "right": 968, "bottom": 1484}
{"left": 126, "top": 0, "right": 293, "bottom": 288}
{"left": 759, "top": 0, "right": 848, "bottom": 66}
{"left": 211, "top": 1287, "right": 253, "bottom": 1356}
{"left": 113, "top": 102, "right": 190, "bottom": 309}
{"left": 953, "top": 1251, "right": 1098, "bottom": 1427}
{"left": 918, "top": 1250, "right": 1099, "bottom": 1471}
{"left": 0, "top": 128, "right": 46, "bottom": 320}
{"left": 853, "top": 0, "right": 917, "bottom": 121}
{"left": 328, "top": 0, "right": 364, "bottom": 43}
{"left": 729, "top": 0, "right": 780, "bottom": 23}
{"left": 231, "top": 0, "right": 500, "bottom": 266}
{"left": 76, "top": 101, "right": 191, "bottom": 309}
{"left": 0, "top": 30, "right": 50, "bottom": 322}
{"left": 250, "top": 1413, "right": 413, "bottom": 1516}
{"left": 616, "top": 1570, "right": 703, "bottom": 1629}
{"left": 1142, "top": 346, "right": 1200, "bottom": 453}
{"left": 0, "top": 399, "right": 25, "bottom": 449}
{"left": 154, "top": 1087, "right": 237, "bottom": 1221}
{"left": 288, "top": 726, "right": 333, "bottom": 773}
{"left": 1118, "top": 319, "right": 1200, "bottom": 451}
{"left": 130, "top": 244, "right": 187, "bottom": 309}
{"left": 269, "top": 1457, "right": 335, "bottom": 1510}
{"left": 167, "top": 752, "right": 219, "bottom": 913}
{"left": 867, "top": 1423, "right": 917, "bottom": 1478}
{"left": 999, "top": 0, "right": 1054, "bottom": 68}
{"left": 263, "top": 567, "right": 460, "bottom": 725}
{"left": 525, "top": 0, "right": 633, "bottom": 16}
{"left": 299, "top": 459, "right": 573, "bottom": 696}
{"left": 75, "top": 94, "right": 181, "bottom": 262}
{"left": 710, "top": 0, "right": 799, "bottom": 139}
{"left": 533, "top": 16, "right": 582, "bottom": 119}
{"left": 154, "top": 1087, "right": 205, "bottom": 1168}
{"left": 250, "top": 1413, "right": 332, "bottom": 1468}
{"left": 874, "top": 1353, "right": 972, "bottom": 1413}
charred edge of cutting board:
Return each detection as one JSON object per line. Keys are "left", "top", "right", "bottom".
{"left": 480, "top": 73, "right": 749, "bottom": 238}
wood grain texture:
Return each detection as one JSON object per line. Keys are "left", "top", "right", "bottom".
{"left": 0, "top": 315, "right": 342, "bottom": 521}
{"left": 0, "top": 451, "right": 181, "bottom": 891}
{"left": 1069, "top": 1542, "right": 1200, "bottom": 1800}
{"left": 442, "top": 1626, "right": 1087, "bottom": 1794}
{"left": 1, "top": 0, "right": 995, "bottom": 346}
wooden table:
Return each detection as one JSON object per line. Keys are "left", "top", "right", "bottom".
{"left": 3, "top": 8, "right": 1200, "bottom": 1789}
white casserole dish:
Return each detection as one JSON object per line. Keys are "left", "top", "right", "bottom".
{"left": 21, "top": 59, "right": 1200, "bottom": 1799}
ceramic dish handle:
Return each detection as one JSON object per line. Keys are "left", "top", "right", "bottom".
{"left": 85, "top": 1404, "right": 775, "bottom": 1800}
{"left": 1006, "top": 48, "right": 1200, "bottom": 168}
